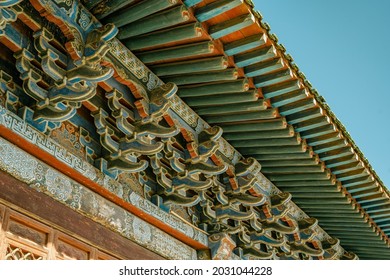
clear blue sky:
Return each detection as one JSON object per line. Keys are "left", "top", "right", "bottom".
{"left": 254, "top": 0, "right": 390, "bottom": 188}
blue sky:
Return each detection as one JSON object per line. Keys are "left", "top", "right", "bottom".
{"left": 254, "top": 0, "right": 390, "bottom": 188}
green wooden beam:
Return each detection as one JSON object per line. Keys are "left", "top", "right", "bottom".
{"left": 337, "top": 169, "right": 369, "bottom": 182}
{"left": 184, "top": 0, "right": 202, "bottom": 7}
{"left": 278, "top": 186, "right": 340, "bottom": 193}
{"left": 305, "top": 209, "right": 360, "bottom": 216}
{"left": 195, "top": 0, "right": 243, "bottom": 22}
{"left": 178, "top": 79, "right": 249, "bottom": 97}
{"left": 376, "top": 219, "right": 390, "bottom": 226}
{"left": 204, "top": 109, "right": 277, "bottom": 123}
{"left": 294, "top": 116, "right": 330, "bottom": 133}
{"left": 254, "top": 151, "right": 314, "bottom": 161}
{"left": 118, "top": 5, "right": 191, "bottom": 39}
{"left": 223, "top": 125, "right": 295, "bottom": 140}
{"left": 376, "top": 220, "right": 390, "bottom": 227}
{"left": 347, "top": 183, "right": 378, "bottom": 194}
{"left": 244, "top": 57, "right": 284, "bottom": 77}
{"left": 259, "top": 157, "right": 320, "bottom": 167}
{"left": 314, "top": 217, "right": 366, "bottom": 224}
{"left": 359, "top": 198, "right": 388, "bottom": 208}
{"left": 275, "top": 180, "right": 338, "bottom": 187}
{"left": 313, "top": 139, "right": 348, "bottom": 154}
{"left": 299, "top": 203, "right": 356, "bottom": 210}
{"left": 330, "top": 161, "right": 362, "bottom": 175}
{"left": 239, "top": 144, "right": 307, "bottom": 155}
{"left": 302, "top": 208, "right": 359, "bottom": 214}
{"left": 230, "top": 135, "right": 302, "bottom": 147}
{"left": 95, "top": 0, "right": 139, "bottom": 19}
{"left": 225, "top": 34, "right": 267, "bottom": 56}
{"left": 300, "top": 123, "right": 336, "bottom": 139}
{"left": 125, "top": 23, "right": 204, "bottom": 50}
{"left": 288, "top": 192, "right": 343, "bottom": 199}
{"left": 196, "top": 100, "right": 266, "bottom": 115}
{"left": 319, "top": 221, "right": 371, "bottom": 228}
{"left": 261, "top": 165, "right": 325, "bottom": 174}
{"left": 209, "top": 13, "right": 255, "bottom": 39}
{"left": 150, "top": 56, "right": 228, "bottom": 76}
{"left": 369, "top": 211, "right": 390, "bottom": 219}
{"left": 220, "top": 118, "right": 287, "bottom": 132}
{"left": 333, "top": 234, "right": 381, "bottom": 241}
{"left": 322, "top": 226, "right": 375, "bottom": 232}
{"left": 288, "top": 189, "right": 345, "bottom": 198}
{"left": 184, "top": 90, "right": 258, "bottom": 106}
{"left": 234, "top": 45, "right": 277, "bottom": 68}
{"left": 342, "top": 176, "right": 374, "bottom": 188}
{"left": 262, "top": 79, "right": 301, "bottom": 99}
{"left": 267, "top": 171, "right": 332, "bottom": 182}
{"left": 278, "top": 97, "right": 316, "bottom": 116}
{"left": 253, "top": 68, "right": 293, "bottom": 88}
{"left": 83, "top": 0, "right": 105, "bottom": 9}
{"left": 306, "top": 131, "right": 341, "bottom": 146}
{"left": 346, "top": 250, "right": 390, "bottom": 257}
{"left": 163, "top": 68, "right": 238, "bottom": 85}
{"left": 325, "top": 154, "right": 358, "bottom": 168}
{"left": 103, "top": 0, "right": 177, "bottom": 27}
{"left": 357, "top": 194, "right": 387, "bottom": 204}
{"left": 286, "top": 107, "right": 324, "bottom": 124}
{"left": 136, "top": 41, "right": 215, "bottom": 64}
{"left": 306, "top": 213, "right": 364, "bottom": 219}
{"left": 334, "top": 242, "right": 386, "bottom": 249}
{"left": 342, "top": 244, "right": 390, "bottom": 251}
{"left": 319, "top": 146, "right": 354, "bottom": 161}
{"left": 353, "top": 188, "right": 381, "bottom": 199}
{"left": 366, "top": 204, "right": 390, "bottom": 214}
{"left": 333, "top": 236, "right": 382, "bottom": 246}
{"left": 270, "top": 88, "right": 309, "bottom": 107}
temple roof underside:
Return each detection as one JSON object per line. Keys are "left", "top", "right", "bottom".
{"left": 0, "top": 0, "right": 388, "bottom": 259}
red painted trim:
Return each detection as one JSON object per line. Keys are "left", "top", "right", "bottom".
{"left": 0, "top": 124, "right": 208, "bottom": 250}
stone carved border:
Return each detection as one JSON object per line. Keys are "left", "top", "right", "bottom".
{"left": 0, "top": 135, "right": 197, "bottom": 260}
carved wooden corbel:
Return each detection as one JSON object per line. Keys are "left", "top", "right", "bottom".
{"left": 93, "top": 108, "right": 149, "bottom": 177}
{"left": 0, "top": 70, "right": 19, "bottom": 112}
{"left": 260, "top": 192, "right": 292, "bottom": 220}
{"left": 321, "top": 238, "right": 341, "bottom": 260}
{"left": 282, "top": 217, "right": 324, "bottom": 258}
{"left": 14, "top": 23, "right": 117, "bottom": 132}
{"left": 0, "top": 0, "right": 21, "bottom": 30}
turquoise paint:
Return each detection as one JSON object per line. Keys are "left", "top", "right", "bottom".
{"left": 225, "top": 34, "right": 267, "bottom": 56}
{"left": 209, "top": 14, "right": 254, "bottom": 39}
{"left": 262, "top": 79, "right": 300, "bottom": 99}
{"left": 183, "top": 0, "right": 202, "bottom": 7}
{"left": 286, "top": 107, "right": 323, "bottom": 124}
{"left": 195, "top": 0, "right": 243, "bottom": 22}
{"left": 294, "top": 117, "right": 330, "bottom": 133}
{"left": 253, "top": 68, "right": 292, "bottom": 87}
{"left": 234, "top": 45, "right": 276, "bottom": 68}
{"left": 270, "top": 88, "right": 307, "bottom": 107}
{"left": 278, "top": 98, "right": 316, "bottom": 116}
{"left": 245, "top": 57, "right": 284, "bottom": 77}
{"left": 313, "top": 140, "right": 348, "bottom": 154}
